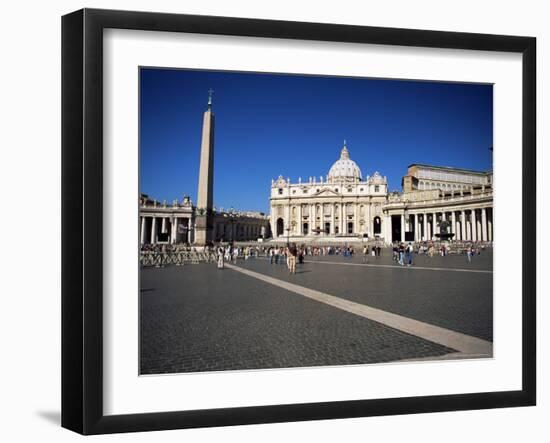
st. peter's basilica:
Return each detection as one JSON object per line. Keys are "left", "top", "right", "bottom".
{"left": 269, "top": 143, "right": 493, "bottom": 244}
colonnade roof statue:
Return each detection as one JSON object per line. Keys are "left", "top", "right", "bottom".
{"left": 327, "top": 141, "right": 363, "bottom": 182}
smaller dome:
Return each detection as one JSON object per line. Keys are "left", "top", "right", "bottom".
{"left": 328, "top": 143, "right": 362, "bottom": 181}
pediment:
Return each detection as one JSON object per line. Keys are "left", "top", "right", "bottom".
{"left": 314, "top": 188, "right": 340, "bottom": 196}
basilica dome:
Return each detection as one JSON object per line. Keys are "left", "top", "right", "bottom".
{"left": 328, "top": 144, "right": 362, "bottom": 181}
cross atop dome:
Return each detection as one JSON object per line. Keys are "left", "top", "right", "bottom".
{"left": 340, "top": 140, "right": 350, "bottom": 160}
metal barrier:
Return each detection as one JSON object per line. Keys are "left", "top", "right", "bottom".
{"left": 140, "top": 251, "right": 217, "bottom": 267}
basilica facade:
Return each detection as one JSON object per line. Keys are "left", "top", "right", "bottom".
{"left": 269, "top": 143, "right": 493, "bottom": 244}
{"left": 270, "top": 143, "right": 388, "bottom": 239}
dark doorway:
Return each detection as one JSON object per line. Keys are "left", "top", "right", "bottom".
{"left": 391, "top": 214, "right": 401, "bottom": 243}
{"left": 324, "top": 222, "right": 330, "bottom": 234}
{"left": 276, "top": 218, "right": 284, "bottom": 236}
{"left": 373, "top": 216, "right": 381, "bottom": 235}
{"left": 303, "top": 222, "right": 308, "bottom": 235}
{"left": 347, "top": 222, "right": 354, "bottom": 234}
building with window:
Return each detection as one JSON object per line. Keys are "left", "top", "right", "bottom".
{"left": 139, "top": 194, "right": 270, "bottom": 245}
{"left": 270, "top": 144, "right": 493, "bottom": 244}
{"left": 269, "top": 143, "right": 388, "bottom": 240}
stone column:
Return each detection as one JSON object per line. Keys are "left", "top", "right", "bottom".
{"left": 460, "top": 210, "right": 466, "bottom": 241}
{"left": 284, "top": 204, "right": 291, "bottom": 236}
{"left": 400, "top": 213, "right": 405, "bottom": 242}
{"left": 477, "top": 214, "right": 482, "bottom": 241}
{"left": 331, "top": 205, "right": 336, "bottom": 235}
{"left": 161, "top": 217, "right": 167, "bottom": 234}
{"left": 353, "top": 204, "right": 358, "bottom": 234}
{"left": 432, "top": 212, "right": 438, "bottom": 240}
{"left": 481, "top": 208, "right": 488, "bottom": 241}
{"left": 341, "top": 204, "right": 345, "bottom": 235}
{"left": 140, "top": 217, "right": 146, "bottom": 245}
{"left": 367, "top": 204, "right": 372, "bottom": 237}
{"left": 423, "top": 213, "right": 428, "bottom": 241}
{"left": 298, "top": 204, "right": 303, "bottom": 235}
{"left": 187, "top": 217, "right": 192, "bottom": 243}
{"left": 171, "top": 217, "right": 177, "bottom": 243}
{"left": 426, "top": 214, "right": 431, "bottom": 240}
{"left": 471, "top": 209, "right": 477, "bottom": 241}
{"left": 150, "top": 217, "right": 157, "bottom": 244}
{"left": 451, "top": 211, "right": 458, "bottom": 240}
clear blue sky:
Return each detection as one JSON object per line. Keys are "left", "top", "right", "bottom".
{"left": 140, "top": 68, "right": 493, "bottom": 213}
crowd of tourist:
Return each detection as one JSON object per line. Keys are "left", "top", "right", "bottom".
{"left": 390, "top": 240, "right": 488, "bottom": 265}
{"left": 143, "top": 238, "right": 490, "bottom": 270}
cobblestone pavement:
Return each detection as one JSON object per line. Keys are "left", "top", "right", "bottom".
{"left": 238, "top": 250, "right": 493, "bottom": 342}
{"left": 140, "top": 262, "right": 457, "bottom": 374}
{"left": 302, "top": 248, "right": 493, "bottom": 271}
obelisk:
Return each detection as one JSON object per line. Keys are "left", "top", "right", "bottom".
{"left": 194, "top": 89, "right": 215, "bottom": 245}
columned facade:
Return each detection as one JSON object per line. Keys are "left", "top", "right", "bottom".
{"left": 270, "top": 148, "right": 493, "bottom": 245}
{"left": 270, "top": 144, "right": 389, "bottom": 242}
{"left": 381, "top": 182, "right": 494, "bottom": 244}
{"left": 139, "top": 194, "right": 270, "bottom": 245}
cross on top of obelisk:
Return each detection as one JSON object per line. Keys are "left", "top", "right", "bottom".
{"left": 207, "top": 88, "right": 214, "bottom": 107}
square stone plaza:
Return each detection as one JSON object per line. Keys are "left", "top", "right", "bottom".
{"left": 140, "top": 249, "right": 492, "bottom": 375}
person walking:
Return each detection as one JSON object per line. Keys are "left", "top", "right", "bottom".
{"left": 398, "top": 242, "right": 405, "bottom": 266}
{"left": 406, "top": 242, "right": 414, "bottom": 266}
{"left": 224, "top": 245, "right": 230, "bottom": 262}
{"left": 363, "top": 244, "right": 369, "bottom": 263}
{"left": 288, "top": 243, "right": 298, "bottom": 274}
{"left": 285, "top": 246, "right": 291, "bottom": 270}
{"left": 217, "top": 246, "right": 224, "bottom": 269}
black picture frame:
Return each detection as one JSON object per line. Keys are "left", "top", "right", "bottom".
{"left": 62, "top": 8, "right": 536, "bottom": 435}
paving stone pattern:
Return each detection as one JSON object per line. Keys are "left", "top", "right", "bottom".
{"left": 240, "top": 251, "right": 493, "bottom": 341}
{"left": 140, "top": 263, "right": 456, "bottom": 374}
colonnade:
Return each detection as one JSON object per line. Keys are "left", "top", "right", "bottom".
{"left": 140, "top": 214, "right": 267, "bottom": 244}
{"left": 394, "top": 206, "right": 493, "bottom": 243}
{"left": 140, "top": 215, "right": 192, "bottom": 245}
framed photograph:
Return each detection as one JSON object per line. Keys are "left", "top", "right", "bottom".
{"left": 62, "top": 8, "right": 536, "bottom": 435}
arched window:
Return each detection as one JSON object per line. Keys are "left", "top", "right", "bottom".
{"left": 374, "top": 216, "right": 382, "bottom": 234}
